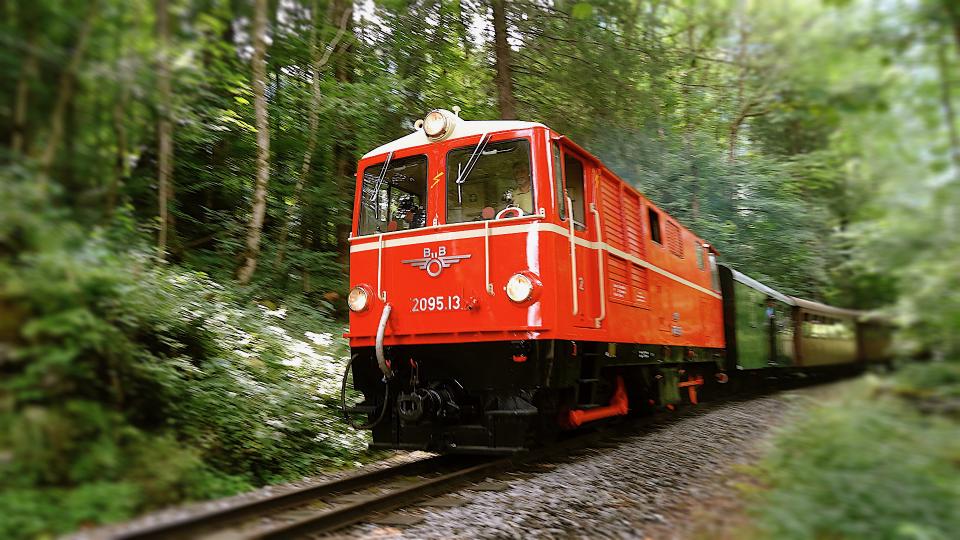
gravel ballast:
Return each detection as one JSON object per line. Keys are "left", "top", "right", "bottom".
{"left": 337, "top": 382, "right": 845, "bottom": 539}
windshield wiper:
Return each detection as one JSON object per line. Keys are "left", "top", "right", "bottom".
{"left": 454, "top": 133, "right": 491, "bottom": 204}
{"left": 368, "top": 151, "right": 394, "bottom": 224}
{"left": 369, "top": 151, "right": 394, "bottom": 203}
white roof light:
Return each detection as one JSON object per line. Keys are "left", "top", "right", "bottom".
{"left": 422, "top": 109, "right": 457, "bottom": 141}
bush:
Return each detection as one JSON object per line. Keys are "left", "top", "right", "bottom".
{"left": 0, "top": 176, "right": 368, "bottom": 538}
{"left": 747, "top": 369, "right": 960, "bottom": 540}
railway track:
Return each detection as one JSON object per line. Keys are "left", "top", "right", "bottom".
{"left": 113, "top": 454, "right": 499, "bottom": 539}
{"left": 112, "top": 422, "right": 640, "bottom": 540}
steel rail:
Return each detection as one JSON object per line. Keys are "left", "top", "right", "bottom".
{"left": 251, "top": 456, "right": 516, "bottom": 539}
{"left": 116, "top": 420, "right": 652, "bottom": 539}
{"left": 114, "top": 455, "right": 458, "bottom": 540}
{"left": 247, "top": 425, "right": 647, "bottom": 539}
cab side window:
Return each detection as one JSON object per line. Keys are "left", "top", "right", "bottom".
{"left": 648, "top": 208, "right": 662, "bottom": 244}
{"left": 564, "top": 154, "right": 586, "bottom": 229}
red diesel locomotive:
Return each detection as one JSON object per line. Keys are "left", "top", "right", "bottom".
{"left": 342, "top": 109, "right": 883, "bottom": 453}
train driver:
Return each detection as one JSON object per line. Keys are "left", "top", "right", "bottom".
{"left": 509, "top": 162, "right": 533, "bottom": 214}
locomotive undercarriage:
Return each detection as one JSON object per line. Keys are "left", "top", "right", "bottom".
{"left": 348, "top": 340, "right": 727, "bottom": 454}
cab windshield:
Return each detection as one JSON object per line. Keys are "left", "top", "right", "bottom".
{"left": 446, "top": 139, "right": 533, "bottom": 223}
{"left": 358, "top": 154, "right": 427, "bottom": 235}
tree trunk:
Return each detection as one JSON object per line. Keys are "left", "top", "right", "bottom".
{"left": 329, "top": 0, "right": 356, "bottom": 272}
{"left": 236, "top": 0, "right": 271, "bottom": 284}
{"left": 63, "top": 80, "right": 77, "bottom": 188}
{"left": 456, "top": 0, "right": 473, "bottom": 55}
{"left": 11, "top": 32, "right": 37, "bottom": 155}
{"left": 106, "top": 75, "right": 130, "bottom": 217}
{"left": 491, "top": 0, "right": 517, "bottom": 120}
{"left": 331, "top": 0, "right": 354, "bottom": 85}
{"left": 156, "top": 0, "right": 173, "bottom": 258}
{"left": 943, "top": 0, "right": 960, "bottom": 55}
{"left": 936, "top": 40, "right": 960, "bottom": 180}
{"left": 684, "top": 19, "right": 699, "bottom": 221}
{"left": 728, "top": 4, "right": 748, "bottom": 164}
{"left": 727, "top": 107, "right": 746, "bottom": 166}
{"left": 37, "top": 0, "right": 98, "bottom": 175}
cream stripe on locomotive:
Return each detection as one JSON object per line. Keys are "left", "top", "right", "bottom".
{"left": 350, "top": 223, "right": 722, "bottom": 300}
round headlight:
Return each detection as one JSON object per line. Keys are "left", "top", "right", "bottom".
{"left": 506, "top": 273, "right": 540, "bottom": 303}
{"left": 347, "top": 285, "right": 370, "bottom": 312}
{"left": 423, "top": 110, "right": 447, "bottom": 137}
{"left": 422, "top": 109, "right": 456, "bottom": 141}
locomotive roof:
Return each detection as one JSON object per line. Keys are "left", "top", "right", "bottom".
{"left": 362, "top": 119, "right": 547, "bottom": 159}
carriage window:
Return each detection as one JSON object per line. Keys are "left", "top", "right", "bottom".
{"left": 446, "top": 139, "right": 533, "bottom": 223}
{"left": 648, "top": 208, "right": 662, "bottom": 244}
{"left": 358, "top": 155, "right": 428, "bottom": 235}
{"left": 564, "top": 154, "right": 586, "bottom": 229}
{"left": 552, "top": 141, "right": 566, "bottom": 221}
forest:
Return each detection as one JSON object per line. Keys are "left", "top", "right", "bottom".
{"left": 0, "top": 0, "right": 958, "bottom": 537}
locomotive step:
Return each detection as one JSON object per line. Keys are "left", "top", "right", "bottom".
{"left": 345, "top": 405, "right": 378, "bottom": 414}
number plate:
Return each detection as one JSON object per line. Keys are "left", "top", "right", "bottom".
{"left": 411, "top": 295, "right": 463, "bottom": 312}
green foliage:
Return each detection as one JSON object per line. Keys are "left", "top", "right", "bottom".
{"left": 891, "top": 362, "right": 960, "bottom": 403}
{"left": 0, "top": 178, "right": 367, "bottom": 538}
{"left": 0, "top": 482, "right": 142, "bottom": 539}
{"left": 747, "top": 369, "right": 960, "bottom": 540}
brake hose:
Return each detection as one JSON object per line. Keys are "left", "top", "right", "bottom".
{"left": 340, "top": 354, "right": 391, "bottom": 430}
{"left": 375, "top": 303, "right": 393, "bottom": 378}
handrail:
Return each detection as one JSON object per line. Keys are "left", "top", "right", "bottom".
{"left": 484, "top": 221, "right": 494, "bottom": 295}
{"left": 567, "top": 195, "right": 578, "bottom": 316}
{"left": 376, "top": 234, "right": 387, "bottom": 301}
{"left": 591, "top": 202, "right": 606, "bottom": 328}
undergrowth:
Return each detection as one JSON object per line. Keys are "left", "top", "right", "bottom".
{"left": 745, "top": 362, "right": 960, "bottom": 540}
{"left": 0, "top": 178, "right": 368, "bottom": 538}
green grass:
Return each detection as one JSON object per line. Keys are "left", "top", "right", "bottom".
{"left": 746, "top": 363, "right": 960, "bottom": 540}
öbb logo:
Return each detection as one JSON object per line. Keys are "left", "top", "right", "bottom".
{"left": 401, "top": 246, "right": 472, "bottom": 277}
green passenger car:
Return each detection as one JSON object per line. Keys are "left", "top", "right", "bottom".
{"left": 719, "top": 265, "right": 797, "bottom": 370}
